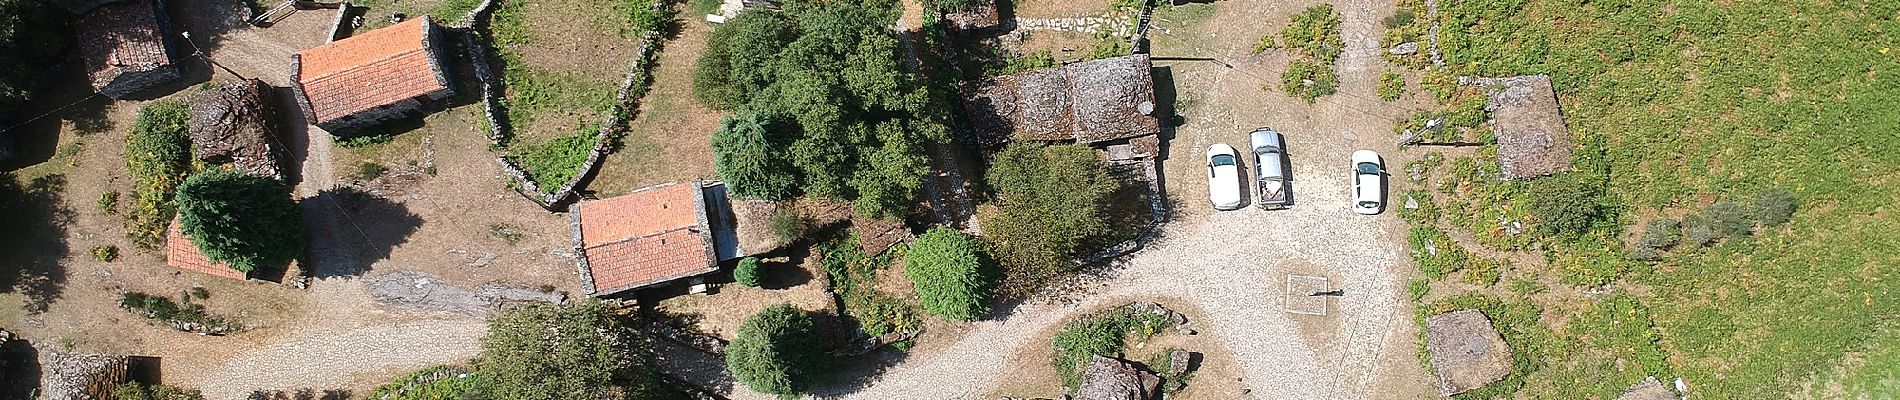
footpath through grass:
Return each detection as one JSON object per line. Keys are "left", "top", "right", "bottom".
{"left": 1398, "top": 0, "right": 1900, "bottom": 398}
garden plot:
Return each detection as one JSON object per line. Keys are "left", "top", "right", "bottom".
{"left": 487, "top": 0, "right": 656, "bottom": 192}
{"left": 588, "top": 19, "right": 723, "bottom": 196}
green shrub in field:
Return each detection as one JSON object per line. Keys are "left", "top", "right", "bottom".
{"left": 615, "top": 0, "right": 673, "bottom": 34}
{"left": 712, "top": 112, "right": 797, "bottom": 200}
{"left": 1406, "top": 279, "right": 1430, "bottom": 302}
{"left": 119, "top": 291, "right": 243, "bottom": 334}
{"left": 91, "top": 244, "right": 118, "bottom": 262}
{"left": 1461, "top": 259, "right": 1505, "bottom": 286}
{"left": 1378, "top": 71, "right": 1404, "bottom": 101}
{"left": 1754, "top": 189, "right": 1797, "bottom": 226}
{"left": 113, "top": 382, "right": 204, "bottom": 400}
{"left": 1637, "top": 218, "right": 1681, "bottom": 250}
{"left": 821, "top": 235, "right": 920, "bottom": 337}
{"left": 1280, "top": 60, "right": 1339, "bottom": 103}
{"left": 1397, "top": 190, "right": 1439, "bottom": 223}
{"left": 98, "top": 190, "right": 119, "bottom": 214}
{"left": 176, "top": 169, "right": 304, "bottom": 273}
{"left": 769, "top": 207, "right": 810, "bottom": 243}
{"left": 1704, "top": 200, "right": 1752, "bottom": 238}
{"left": 1383, "top": 9, "right": 1414, "bottom": 28}
{"left": 1680, "top": 214, "right": 1718, "bottom": 247}
{"left": 124, "top": 101, "right": 193, "bottom": 249}
{"left": 1087, "top": 33, "right": 1129, "bottom": 60}
{"left": 1281, "top": 4, "right": 1343, "bottom": 64}
{"left": 1525, "top": 174, "right": 1605, "bottom": 237}
{"left": 1051, "top": 308, "right": 1170, "bottom": 390}
{"left": 980, "top": 144, "right": 1122, "bottom": 296}
{"left": 997, "top": 50, "right": 1056, "bottom": 75}
{"left": 904, "top": 228, "right": 995, "bottom": 321}
{"left": 479, "top": 301, "right": 670, "bottom": 400}
{"left": 1406, "top": 226, "right": 1467, "bottom": 280}
{"left": 727, "top": 304, "right": 826, "bottom": 397}
{"left": 735, "top": 257, "right": 763, "bottom": 287}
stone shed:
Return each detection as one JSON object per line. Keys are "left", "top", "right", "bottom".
{"left": 75, "top": 0, "right": 182, "bottom": 98}
{"left": 35, "top": 347, "right": 129, "bottom": 400}
{"left": 962, "top": 54, "right": 1162, "bottom": 156}
{"left": 1471, "top": 75, "right": 1573, "bottom": 180}
{"left": 291, "top": 16, "right": 454, "bottom": 134}
{"left": 941, "top": 0, "right": 1002, "bottom": 33}
{"left": 189, "top": 79, "right": 287, "bottom": 180}
{"left": 1425, "top": 309, "right": 1513, "bottom": 396}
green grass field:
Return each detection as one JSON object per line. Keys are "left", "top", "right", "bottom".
{"left": 1409, "top": 0, "right": 1899, "bottom": 398}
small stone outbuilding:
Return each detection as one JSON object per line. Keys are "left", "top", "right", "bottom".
{"left": 962, "top": 54, "right": 1162, "bottom": 156}
{"left": 1470, "top": 75, "right": 1573, "bottom": 180}
{"left": 35, "top": 346, "right": 130, "bottom": 400}
{"left": 75, "top": 0, "right": 182, "bottom": 98}
{"left": 292, "top": 16, "right": 454, "bottom": 134}
{"left": 1425, "top": 309, "right": 1514, "bottom": 396}
{"left": 570, "top": 180, "right": 774, "bottom": 296}
{"left": 189, "top": 79, "right": 287, "bottom": 180}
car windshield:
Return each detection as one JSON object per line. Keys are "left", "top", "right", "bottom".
{"left": 1359, "top": 200, "right": 1380, "bottom": 208}
{"left": 1211, "top": 154, "right": 1237, "bottom": 167}
{"left": 1356, "top": 162, "right": 1380, "bottom": 174}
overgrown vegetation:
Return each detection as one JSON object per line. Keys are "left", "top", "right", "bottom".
{"left": 123, "top": 101, "right": 194, "bottom": 249}
{"left": 369, "top": 366, "right": 485, "bottom": 400}
{"left": 1397, "top": 0, "right": 1899, "bottom": 397}
{"left": 478, "top": 301, "right": 671, "bottom": 400}
{"left": 175, "top": 169, "right": 304, "bottom": 273}
{"left": 1272, "top": 4, "right": 1343, "bottom": 102}
{"left": 1050, "top": 308, "right": 1170, "bottom": 390}
{"left": 821, "top": 234, "right": 920, "bottom": 338}
{"left": 91, "top": 244, "right": 118, "bottom": 262}
{"left": 904, "top": 228, "right": 994, "bottom": 321}
{"left": 727, "top": 303, "right": 827, "bottom": 397}
{"left": 695, "top": 0, "right": 950, "bottom": 219}
{"left": 119, "top": 291, "right": 243, "bottom": 335}
{"left": 113, "top": 382, "right": 205, "bottom": 400}
{"left": 507, "top": 133, "right": 599, "bottom": 193}
{"left": 979, "top": 144, "right": 1126, "bottom": 297}
{"left": 1378, "top": 71, "right": 1404, "bottom": 101}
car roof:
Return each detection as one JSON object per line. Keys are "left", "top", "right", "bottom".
{"left": 1250, "top": 129, "right": 1283, "bottom": 151}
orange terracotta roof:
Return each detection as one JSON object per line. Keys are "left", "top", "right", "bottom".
{"left": 166, "top": 221, "right": 248, "bottom": 280}
{"left": 576, "top": 182, "right": 715, "bottom": 294}
{"left": 294, "top": 18, "right": 447, "bottom": 123}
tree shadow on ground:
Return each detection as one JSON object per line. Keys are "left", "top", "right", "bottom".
{"left": 758, "top": 245, "right": 814, "bottom": 290}
{"left": 300, "top": 186, "right": 424, "bottom": 278}
{"left": 0, "top": 334, "right": 43, "bottom": 399}
{"left": 0, "top": 173, "right": 72, "bottom": 313}
{"left": 805, "top": 342, "right": 912, "bottom": 399}
{"left": 246, "top": 389, "right": 353, "bottom": 400}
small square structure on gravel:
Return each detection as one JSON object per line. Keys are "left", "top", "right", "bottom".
{"left": 1283, "top": 274, "right": 1329, "bottom": 316}
{"left": 1468, "top": 75, "right": 1572, "bottom": 180}
{"left": 1426, "top": 309, "right": 1514, "bottom": 396}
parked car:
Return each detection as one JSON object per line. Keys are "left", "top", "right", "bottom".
{"left": 1206, "top": 144, "right": 1244, "bottom": 211}
{"left": 1249, "top": 129, "right": 1291, "bottom": 209}
{"left": 1351, "top": 149, "right": 1384, "bottom": 215}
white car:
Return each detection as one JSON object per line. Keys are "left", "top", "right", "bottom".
{"left": 1207, "top": 144, "right": 1244, "bottom": 211}
{"left": 1351, "top": 150, "right": 1384, "bottom": 215}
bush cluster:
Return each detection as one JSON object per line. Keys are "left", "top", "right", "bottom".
{"left": 507, "top": 133, "right": 598, "bottom": 194}
{"left": 176, "top": 169, "right": 304, "bottom": 273}
{"left": 1524, "top": 174, "right": 1605, "bottom": 237}
{"left": 904, "top": 228, "right": 995, "bottom": 321}
{"left": 1051, "top": 308, "right": 1171, "bottom": 390}
{"left": 822, "top": 235, "right": 919, "bottom": 337}
{"left": 123, "top": 101, "right": 194, "bottom": 249}
{"left": 119, "top": 291, "right": 242, "bottom": 335}
{"left": 479, "top": 301, "right": 670, "bottom": 400}
{"left": 1272, "top": 4, "right": 1343, "bottom": 102}
{"left": 980, "top": 144, "right": 1123, "bottom": 296}
{"left": 734, "top": 257, "right": 764, "bottom": 287}
{"left": 1631, "top": 190, "right": 1794, "bottom": 260}
{"left": 727, "top": 304, "right": 827, "bottom": 397}
{"left": 113, "top": 382, "right": 205, "bottom": 400}
{"left": 1281, "top": 60, "right": 1340, "bottom": 103}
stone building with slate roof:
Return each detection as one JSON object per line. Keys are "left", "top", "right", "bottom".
{"left": 75, "top": 0, "right": 182, "bottom": 98}
{"left": 35, "top": 346, "right": 129, "bottom": 400}
{"left": 291, "top": 16, "right": 454, "bottom": 134}
{"left": 189, "top": 79, "right": 287, "bottom": 180}
{"left": 571, "top": 180, "right": 775, "bottom": 296}
{"left": 962, "top": 54, "right": 1162, "bottom": 159}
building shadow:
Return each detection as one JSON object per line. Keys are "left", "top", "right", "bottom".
{"left": 300, "top": 186, "right": 424, "bottom": 278}
{"left": 270, "top": 86, "right": 312, "bottom": 187}
{"left": 0, "top": 173, "right": 72, "bottom": 313}
{"left": 0, "top": 334, "right": 43, "bottom": 399}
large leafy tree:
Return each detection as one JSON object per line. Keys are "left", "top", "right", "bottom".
{"left": 904, "top": 227, "right": 994, "bottom": 320}
{"left": 711, "top": 111, "right": 797, "bottom": 200}
{"left": 478, "top": 301, "right": 668, "bottom": 400}
{"left": 697, "top": 0, "right": 948, "bottom": 219}
{"left": 980, "top": 144, "right": 1121, "bottom": 295}
{"left": 726, "top": 303, "right": 826, "bottom": 397}
{"left": 175, "top": 169, "right": 303, "bottom": 273}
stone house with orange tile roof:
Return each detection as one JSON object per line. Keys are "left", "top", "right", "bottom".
{"left": 569, "top": 180, "right": 777, "bottom": 296}
{"left": 75, "top": 0, "right": 182, "bottom": 98}
{"left": 291, "top": 16, "right": 455, "bottom": 134}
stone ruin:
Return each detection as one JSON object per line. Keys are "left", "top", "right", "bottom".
{"left": 1425, "top": 309, "right": 1514, "bottom": 396}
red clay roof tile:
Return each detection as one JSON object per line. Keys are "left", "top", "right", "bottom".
{"left": 166, "top": 221, "right": 248, "bottom": 280}
{"left": 577, "top": 182, "right": 714, "bottom": 294}
{"left": 295, "top": 18, "right": 447, "bottom": 123}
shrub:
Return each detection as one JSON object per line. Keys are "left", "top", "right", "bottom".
{"left": 1282, "top": 4, "right": 1344, "bottom": 63}
{"left": 1051, "top": 308, "right": 1170, "bottom": 390}
{"left": 335, "top": 132, "right": 395, "bottom": 148}
{"left": 1681, "top": 215, "right": 1718, "bottom": 247}
{"left": 1754, "top": 189, "right": 1797, "bottom": 226}
{"left": 189, "top": 286, "right": 210, "bottom": 300}
{"left": 735, "top": 257, "right": 763, "bottom": 287}
{"left": 91, "top": 245, "right": 118, "bottom": 262}
{"left": 176, "top": 169, "right": 305, "bottom": 273}
{"left": 1378, "top": 71, "right": 1404, "bottom": 101}
{"left": 727, "top": 304, "right": 826, "bottom": 397}
{"left": 997, "top": 50, "right": 1056, "bottom": 75}
{"left": 123, "top": 101, "right": 193, "bottom": 249}
{"left": 1251, "top": 34, "right": 1275, "bottom": 54}
{"left": 980, "top": 144, "right": 1122, "bottom": 296}
{"left": 1145, "top": 347, "right": 1193, "bottom": 394}
{"left": 1525, "top": 175, "right": 1605, "bottom": 236}
{"left": 479, "top": 301, "right": 668, "bottom": 400}
{"left": 923, "top": 0, "right": 976, "bottom": 12}
{"left": 1383, "top": 9, "right": 1415, "bottom": 28}
{"left": 769, "top": 207, "right": 810, "bottom": 243}
{"left": 1279, "top": 60, "right": 1339, "bottom": 102}
{"left": 370, "top": 365, "right": 486, "bottom": 400}
{"left": 1636, "top": 218, "right": 1682, "bottom": 250}
{"left": 113, "top": 382, "right": 205, "bottom": 400}
{"left": 1462, "top": 259, "right": 1504, "bottom": 286}
{"left": 712, "top": 112, "right": 797, "bottom": 200}
{"left": 1406, "top": 279, "right": 1430, "bottom": 302}
{"left": 98, "top": 190, "right": 119, "bottom": 214}
{"left": 353, "top": 162, "right": 387, "bottom": 181}
{"left": 508, "top": 133, "right": 598, "bottom": 194}
{"left": 1705, "top": 200, "right": 1753, "bottom": 237}
{"left": 617, "top": 0, "right": 672, "bottom": 34}
{"left": 904, "top": 228, "right": 995, "bottom": 321}
{"left": 118, "top": 291, "right": 242, "bottom": 334}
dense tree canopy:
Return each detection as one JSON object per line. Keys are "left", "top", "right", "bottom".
{"left": 904, "top": 227, "right": 994, "bottom": 320}
{"left": 696, "top": 0, "right": 948, "bottom": 219}
{"left": 0, "top": 0, "right": 67, "bottom": 116}
{"left": 726, "top": 303, "right": 826, "bottom": 396}
{"left": 979, "top": 144, "right": 1121, "bottom": 295}
{"left": 711, "top": 112, "right": 797, "bottom": 200}
{"left": 175, "top": 169, "right": 303, "bottom": 273}
{"left": 478, "top": 301, "right": 668, "bottom": 400}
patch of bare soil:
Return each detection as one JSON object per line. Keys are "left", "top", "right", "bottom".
{"left": 650, "top": 252, "right": 834, "bottom": 340}
{"left": 590, "top": 20, "right": 722, "bottom": 195}
{"left": 515, "top": 0, "right": 644, "bottom": 75}
{"left": 1012, "top": 0, "right": 1112, "bottom": 18}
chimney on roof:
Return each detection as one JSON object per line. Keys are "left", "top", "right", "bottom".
{"left": 1138, "top": 101, "right": 1156, "bottom": 115}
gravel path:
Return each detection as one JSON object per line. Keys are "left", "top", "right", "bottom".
{"left": 194, "top": 311, "right": 487, "bottom": 399}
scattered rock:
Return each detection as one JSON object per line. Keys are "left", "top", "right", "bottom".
{"left": 1167, "top": 350, "right": 1192, "bottom": 377}
{"left": 1074, "top": 355, "right": 1160, "bottom": 400}
{"left": 1617, "top": 376, "right": 1679, "bottom": 400}
{"left": 1425, "top": 310, "right": 1513, "bottom": 396}
{"left": 367, "top": 270, "right": 565, "bottom": 317}
{"left": 467, "top": 252, "right": 496, "bottom": 268}
{"left": 1390, "top": 42, "right": 1420, "bottom": 55}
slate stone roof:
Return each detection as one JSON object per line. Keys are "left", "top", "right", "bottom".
{"left": 189, "top": 79, "right": 286, "bottom": 180}
{"left": 167, "top": 220, "right": 249, "bottom": 280}
{"left": 574, "top": 181, "right": 717, "bottom": 296}
{"left": 293, "top": 17, "right": 449, "bottom": 125}
{"left": 35, "top": 346, "right": 129, "bottom": 400}
{"left": 962, "top": 54, "right": 1160, "bottom": 149}
{"left": 75, "top": 0, "right": 178, "bottom": 95}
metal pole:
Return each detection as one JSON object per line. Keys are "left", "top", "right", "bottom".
{"left": 181, "top": 31, "right": 247, "bottom": 80}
